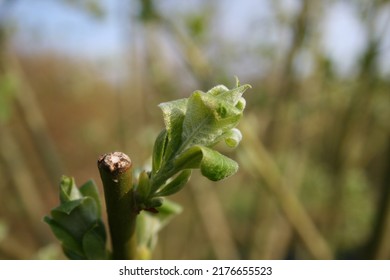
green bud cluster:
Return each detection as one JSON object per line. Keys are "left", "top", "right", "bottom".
{"left": 134, "top": 78, "right": 251, "bottom": 212}
{"left": 44, "top": 176, "right": 109, "bottom": 259}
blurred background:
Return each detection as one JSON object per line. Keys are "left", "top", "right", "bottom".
{"left": 0, "top": 0, "right": 390, "bottom": 260}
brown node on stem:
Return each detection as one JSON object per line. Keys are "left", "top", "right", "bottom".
{"left": 97, "top": 152, "right": 132, "bottom": 176}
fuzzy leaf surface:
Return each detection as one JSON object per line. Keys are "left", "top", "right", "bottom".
{"left": 174, "top": 145, "right": 238, "bottom": 181}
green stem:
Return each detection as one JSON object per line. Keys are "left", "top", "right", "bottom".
{"left": 97, "top": 152, "right": 138, "bottom": 260}
{"left": 150, "top": 165, "right": 175, "bottom": 194}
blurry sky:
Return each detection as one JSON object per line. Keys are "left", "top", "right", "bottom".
{"left": 2, "top": 0, "right": 390, "bottom": 77}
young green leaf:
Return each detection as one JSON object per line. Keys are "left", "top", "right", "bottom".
{"left": 209, "top": 83, "right": 250, "bottom": 105}
{"left": 152, "top": 129, "right": 168, "bottom": 174}
{"left": 79, "top": 179, "right": 102, "bottom": 217}
{"left": 59, "top": 176, "right": 82, "bottom": 203}
{"left": 49, "top": 197, "right": 99, "bottom": 241}
{"left": 44, "top": 216, "right": 84, "bottom": 257}
{"left": 179, "top": 90, "right": 241, "bottom": 151}
{"left": 136, "top": 170, "right": 152, "bottom": 203}
{"left": 62, "top": 246, "right": 85, "bottom": 260}
{"left": 223, "top": 128, "right": 243, "bottom": 148}
{"left": 174, "top": 145, "right": 238, "bottom": 181}
{"left": 158, "top": 98, "right": 187, "bottom": 161}
{"left": 45, "top": 176, "right": 108, "bottom": 260}
{"left": 133, "top": 79, "right": 249, "bottom": 222}
{"left": 82, "top": 224, "right": 110, "bottom": 260}
{"left": 154, "top": 170, "right": 192, "bottom": 197}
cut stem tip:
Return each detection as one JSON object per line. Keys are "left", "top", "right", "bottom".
{"left": 98, "top": 152, "right": 132, "bottom": 176}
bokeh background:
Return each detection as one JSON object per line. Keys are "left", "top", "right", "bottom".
{"left": 0, "top": 0, "right": 390, "bottom": 260}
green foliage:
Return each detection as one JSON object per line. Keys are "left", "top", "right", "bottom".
{"left": 135, "top": 78, "right": 251, "bottom": 211}
{"left": 44, "top": 176, "right": 109, "bottom": 260}
{"left": 45, "top": 79, "right": 250, "bottom": 259}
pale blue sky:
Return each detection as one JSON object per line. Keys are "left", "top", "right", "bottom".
{"left": 2, "top": 0, "right": 390, "bottom": 77}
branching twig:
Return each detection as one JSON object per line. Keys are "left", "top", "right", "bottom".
{"left": 241, "top": 116, "right": 333, "bottom": 259}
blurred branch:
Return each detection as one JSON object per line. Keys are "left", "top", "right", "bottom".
{"left": 243, "top": 150, "right": 307, "bottom": 259}
{"left": 241, "top": 115, "right": 333, "bottom": 259}
{"left": 266, "top": 0, "right": 313, "bottom": 150}
{"left": 274, "top": 0, "right": 310, "bottom": 98}
{"left": 189, "top": 181, "right": 239, "bottom": 259}
{"left": 0, "top": 235, "right": 36, "bottom": 259}
{"left": 136, "top": 0, "right": 213, "bottom": 89}
{"left": 64, "top": 0, "right": 105, "bottom": 19}
{"left": 375, "top": 191, "right": 390, "bottom": 259}
{"left": 372, "top": 136, "right": 390, "bottom": 259}
{"left": 0, "top": 27, "right": 53, "bottom": 248}
{"left": 164, "top": 20, "right": 213, "bottom": 87}
{"left": 0, "top": 123, "right": 50, "bottom": 244}
{"left": 322, "top": 3, "right": 386, "bottom": 252}
{"left": 0, "top": 220, "right": 34, "bottom": 260}
{"left": 246, "top": 193, "right": 293, "bottom": 259}
{"left": 5, "top": 53, "right": 64, "bottom": 184}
